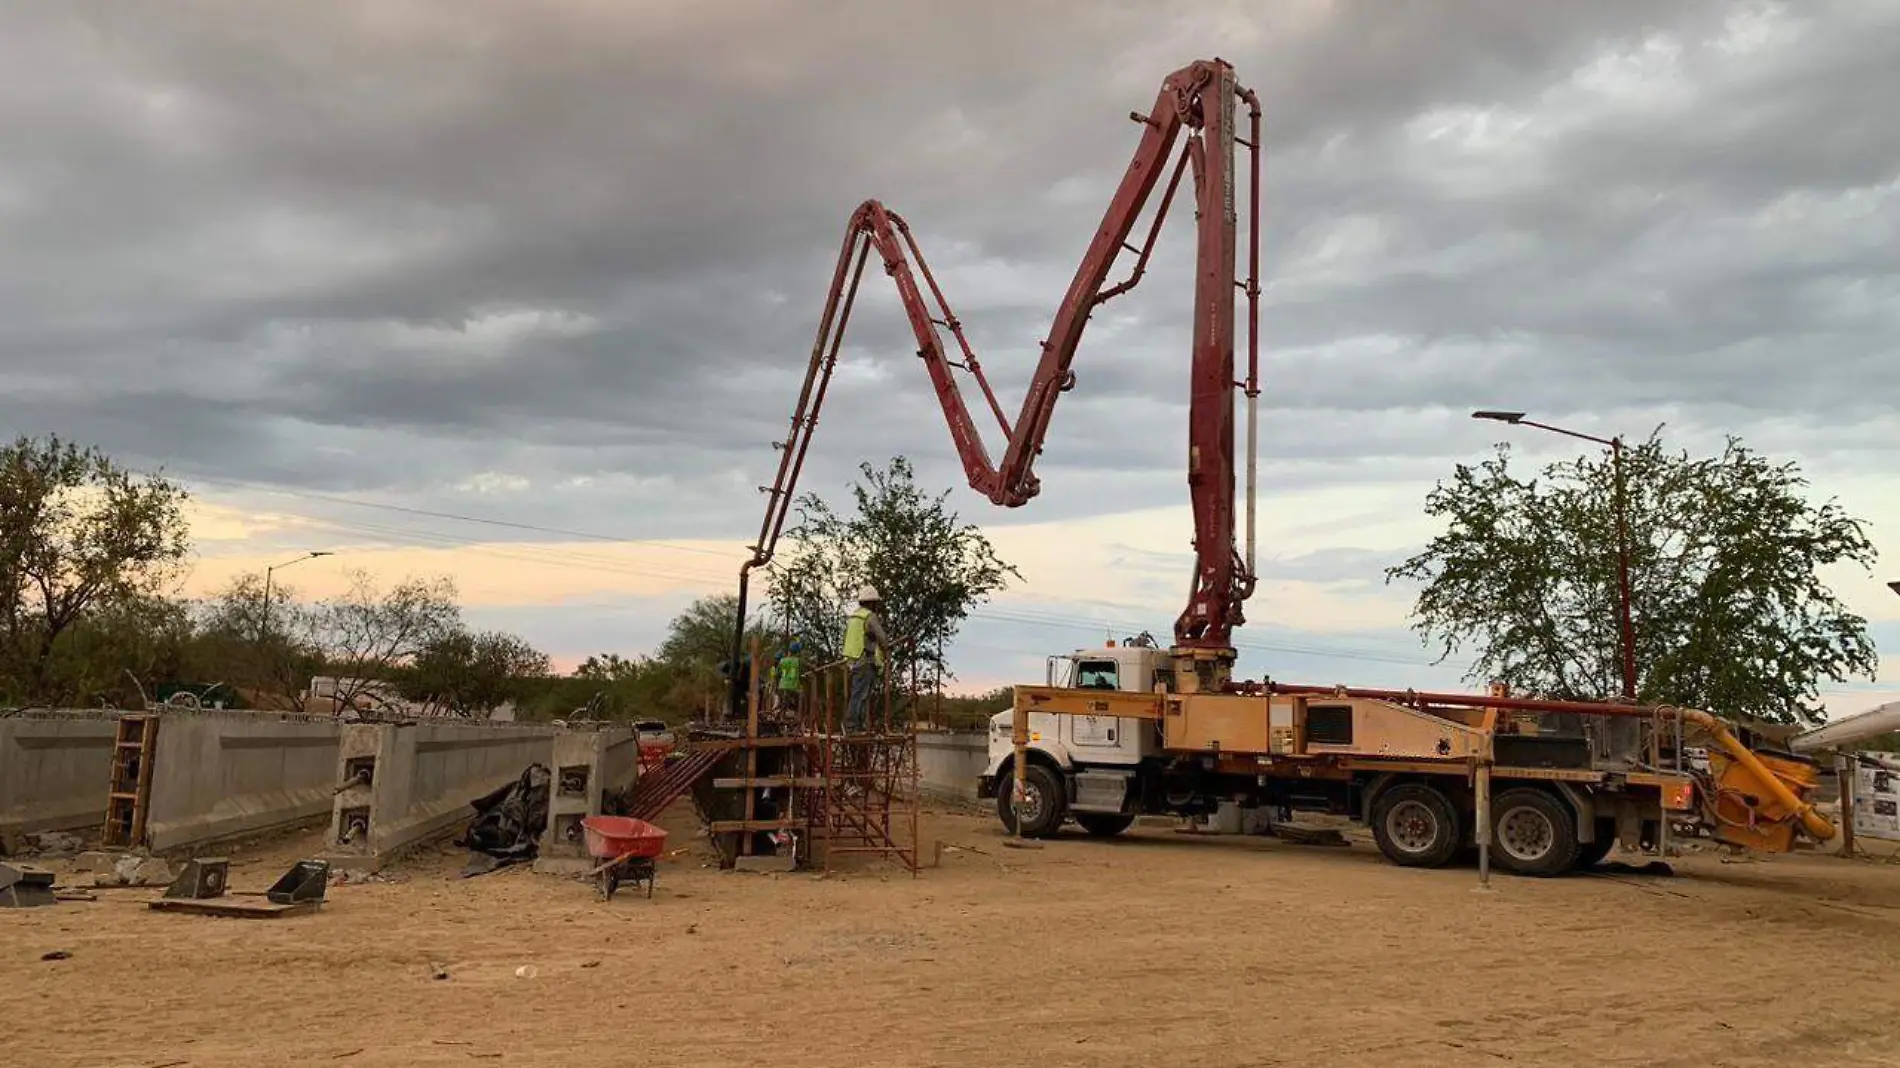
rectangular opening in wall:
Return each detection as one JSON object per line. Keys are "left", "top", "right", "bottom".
{"left": 336, "top": 807, "right": 370, "bottom": 848}
{"left": 551, "top": 813, "right": 584, "bottom": 853}
{"left": 558, "top": 765, "right": 590, "bottom": 797}
{"left": 342, "top": 757, "right": 375, "bottom": 790}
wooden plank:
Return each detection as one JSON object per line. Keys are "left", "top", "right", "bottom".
{"left": 712, "top": 777, "right": 825, "bottom": 789}
{"left": 709, "top": 819, "right": 804, "bottom": 832}
{"left": 131, "top": 716, "right": 158, "bottom": 849}
{"left": 148, "top": 898, "right": 322, "bottom": 919}
{"left": 692, "top": 736, "right": 809, "bottom": 752}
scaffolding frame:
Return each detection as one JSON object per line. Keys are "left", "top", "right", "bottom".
{"left": 703, "top": 638, "right": 919, "bottom": 874}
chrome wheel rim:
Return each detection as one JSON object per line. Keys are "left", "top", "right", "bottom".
{"left": 1012, "top": 781, "right": 1045, "bottom": 826}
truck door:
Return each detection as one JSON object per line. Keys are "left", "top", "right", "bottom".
{"left": 1065, "top": 658, "right": 1142, "bottom": 765}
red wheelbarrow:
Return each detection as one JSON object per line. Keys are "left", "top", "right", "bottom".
{"left": 581, "top": 816, "right": 668, "bottom": 901}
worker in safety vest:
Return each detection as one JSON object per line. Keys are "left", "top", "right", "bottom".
{"left": 773, "top": 639, "right": 803, "bottom": 716}
{"left": 842, "top": 586, "right": 889, "bottom": 732}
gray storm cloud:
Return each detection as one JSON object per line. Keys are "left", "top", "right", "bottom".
{"left": 0, "top": 0, "right": 1894, "bottom": 548}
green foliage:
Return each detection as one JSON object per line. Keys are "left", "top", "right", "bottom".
{"left": 1856, "top": 732, "right": 1900, "bottom": 754}
{"left": 0, "top": 434, "right": 191, "bottom": 704}
{"left": 41, "top": 594, "right": 195, "bottom": 708}
{"left": 926, "top": 685, "right": 1014, "bottom": 730}
{"left": 1387, "top": 430, "right": 1878, "bottom": 724}
{"left": 187, "top": 572, "right": 324, "bottom": 708}
{"left": 395, "top": 627, "right": 551, "bottom": 717}
{"left": 657, "top": 594, "right": 771, "bottom": 714}
{"left": 510, "top": 652, "right": 695, "bottom": 724}
{"left": 767, "top": 456, "right": 1018, "bottom": 693}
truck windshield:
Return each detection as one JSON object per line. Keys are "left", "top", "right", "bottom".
{"left": 1075, "top": 660, "right": 1119, "bottom": 689}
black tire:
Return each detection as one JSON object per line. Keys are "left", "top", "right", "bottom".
{"left": 1370, "top": 781, "right": 1462, "bottom": 868}
{"left": 996, "top": 763, "right": 1067, "bottom": 838}
{"left": 1573, "top": 819, "right": 1618, "bottom": 869}
{"left": 1491, "top": 788, "right": 1581, "bottom": 877}
{"left": 1075, "top": 812, "right": 1135, "bottom": 837}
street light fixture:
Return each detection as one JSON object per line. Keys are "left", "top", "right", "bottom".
{"left": 1472, "top": 410, "right": 1637, "bottom": 700}
{"left": 261, "top": 551, "right": 334, "bottom": 643}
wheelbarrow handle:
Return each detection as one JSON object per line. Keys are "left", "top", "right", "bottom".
{"left": 586, "top": 848, "right": 645, "bottom": 877}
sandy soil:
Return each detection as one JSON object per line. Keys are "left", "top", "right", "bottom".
{"left": 7, "top": 804, "right": 1900, "bottom": 1068}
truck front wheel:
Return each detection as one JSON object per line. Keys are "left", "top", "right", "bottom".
{"left": 1371, "top": 782, "right": 1461, "bottom": 868}
{"left": 1075, "top": 812, "right": 1134, "bottom": 837}
{"left": 1491, "top": 788, "right": 1580, "bottom": 877}
{"left": 997, "top": 763, "right": 1067, "bottom": 838}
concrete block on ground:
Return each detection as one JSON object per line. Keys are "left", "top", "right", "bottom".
{"left": 533, "top": 725, "right": 641, "bottom": 874}
{"left": 325, "top": 720, "right": 555, "bottom": 870}
{"left": 84, "top": 853, "right": 174, "bottom": 888}
{"left": 0, "top": 710, "right": 121, "bottom": 854}
{"left": 144, "top": 711, "right": 343, "bottom": 853}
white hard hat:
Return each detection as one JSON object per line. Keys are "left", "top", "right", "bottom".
{"left": 857, "top": 585, "right": 882, "bottom": 604}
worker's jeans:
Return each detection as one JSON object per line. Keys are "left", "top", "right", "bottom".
{"left": 845, "top": 658, "right": 879, "bottom": 733}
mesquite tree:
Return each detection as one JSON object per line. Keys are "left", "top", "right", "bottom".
{"left": 1387, "top": 430, "right": 1877, "bottom": 724}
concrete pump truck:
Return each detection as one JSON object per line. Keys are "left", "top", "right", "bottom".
{"left": 734, "top": 58, "right": 1837, "bottom": 877}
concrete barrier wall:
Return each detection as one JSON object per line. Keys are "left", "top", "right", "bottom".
{"left": 145, "top": 711, "right": 343, "bottom": 853}
{"left": 917, "top": 730, "right": 988, "bottom": 803}
{"left": 0, "top": 710, "right": 121, "bottom": 851}
{"left": 327, "top": 720, "right": 555, "bottom": 868}
{"left": 536, "top": 726, "right": 642, "bottom": 872}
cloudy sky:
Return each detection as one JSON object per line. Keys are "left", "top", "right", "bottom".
{"left": 3, "top": 1, "right": 1896, "bottom": 713}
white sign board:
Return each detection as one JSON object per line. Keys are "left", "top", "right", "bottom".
{"left": 1850, "top": 752, "right": 1900, "bottom": 842}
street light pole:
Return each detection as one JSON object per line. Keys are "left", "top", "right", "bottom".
{"left": 1472, "top": 411, "right": 1637, "bottom": 700}
{"left": 261, "top": 551, "right": 334, "bottom": 644}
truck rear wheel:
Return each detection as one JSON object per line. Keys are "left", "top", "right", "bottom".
{"left": 997, "top": 763, "right": 1066, "bottom": 838}
{"left": 1371, "top": 782, "right": 1461, "bottom": 868}
{"left": 1491, "top": 788, "right": 1580, "bottom": 877}
{"left": 1075, "top": 813, "right": 1134, "bottom": 837}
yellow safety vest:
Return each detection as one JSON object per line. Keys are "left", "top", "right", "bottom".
{"left": 843, "top": 607, "right": 885, "bottom": 667}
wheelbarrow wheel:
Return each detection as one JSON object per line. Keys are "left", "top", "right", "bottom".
{"left": 597, "top": 867, "right": 619, "bottom": 902}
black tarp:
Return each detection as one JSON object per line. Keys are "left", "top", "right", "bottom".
{"left": 455, "top": 763, "right": 551, "bottom": 876}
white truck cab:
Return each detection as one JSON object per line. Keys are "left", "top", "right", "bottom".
{"left": 978, "top": 639, "right": 1172, "bottom": 835}
{"left": 984, "top": 640, "right": 1166, "bottom": 770}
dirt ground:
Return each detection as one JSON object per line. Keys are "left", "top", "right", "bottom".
{"left": 8, "top": 805, "right": 1900, "bottom": 1068}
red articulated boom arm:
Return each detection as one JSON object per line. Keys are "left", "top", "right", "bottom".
{"left": 733, "top": 59, "right": 1262, "bottom": 700}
